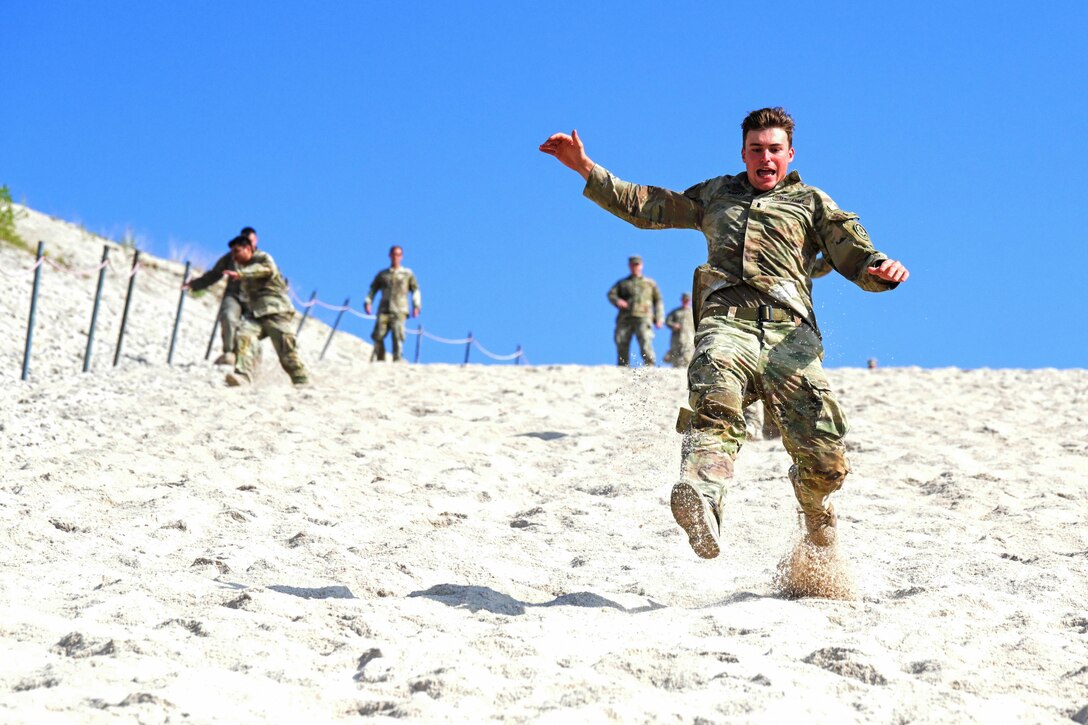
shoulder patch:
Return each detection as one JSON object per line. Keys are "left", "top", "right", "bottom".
{"left": 851, "top": 222, "right": 869, "bottom": 241}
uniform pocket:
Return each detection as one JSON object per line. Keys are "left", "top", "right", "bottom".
{"left": 804, "top": 376, "right": 849, "bottom": 438}
{"left": 675, "top": 407, "right": 693, "bottom": 433}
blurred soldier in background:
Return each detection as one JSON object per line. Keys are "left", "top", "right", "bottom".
{"left": 364, "top": 245, "right": 421, "bottom": 362}
{"left": 184, "top": 226, "right": 258, "bottom": 366}
{"left": 608, "top": 255, "right": 664, "bottom": 366}
{"left": 221, "top": 235, "right": 310, "bottom": 387}
{"left": 663, "top": 292, "right": 695, "bottom": 368}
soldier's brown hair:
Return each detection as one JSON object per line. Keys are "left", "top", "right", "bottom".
{"left": 741, "top": 107, "right": 795, "bottom": 148}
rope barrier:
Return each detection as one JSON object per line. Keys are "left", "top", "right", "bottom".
{"left": 289, "top": 287, "right": 318, "bottom": 308}
{"left": 42, "top": 257, "right": 111, "bottom": 274}
{"left": 0, "top": 257, "right": 44, "bottom": 277}
{"left": 422, "top": 330, "right": 472, "bottom": 345}
{"left": 13, "top": 250, "right": 528, "bottom": 377}
{"left": 346, "top": 307, "right": 376, "bottom": 320}
{"left": 7, "top": 254, "right": 133, "bottom": 278}
{"left": 471, "top": 339, "right": 524, "bottom": 361}
{"left": 312, "top": 298, "right": 353, "bottom": 312}
{"left": 287, "top": 286, "right": 523, "bottom": 361}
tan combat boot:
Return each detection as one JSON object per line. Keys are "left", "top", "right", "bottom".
{"left": 213, "top": 352, "right": 236, "bottom": 366}
{"left": 789, "top": 464, "right": 838, "bottom": 547}
{"left": 672, "top": 455, "right": 733, "bottom": 559}
{"left": 670, "top": 481, "right": 722, "bottom": 559}
{"left": 225, "top": 372, "right": 251, "bottom": 387}
{"left": 802, "top": 504, "right": 837, "bottom": 547}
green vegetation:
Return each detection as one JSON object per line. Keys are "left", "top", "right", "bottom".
{"left": 0, "top": 184, "right": 30, "bottom": 251}
{"left": 120, "top": 227, "right": 138, "bottom": 249}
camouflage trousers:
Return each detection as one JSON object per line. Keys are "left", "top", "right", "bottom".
{"left": 372, "top": 312, "right": 408, "bottom": 361}
{"left": 234, "top": 312, "right": 309, "bottom": 383}
{"left": 615, "top": 318, "right": 655, "bottom": 366}
{"left": 679, "top": 316, "right": 849, "bottom": 520}
{"left": 219, "top": 294, "right": 243, "bottom": 355}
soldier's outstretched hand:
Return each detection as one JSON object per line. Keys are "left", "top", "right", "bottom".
{"left": 867, "top": 259, "right": 909, "bottom": 283}
{"left": 539, "top": 129, "right": 595, "bottom": 179}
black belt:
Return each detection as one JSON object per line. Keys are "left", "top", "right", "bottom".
{"left": 702, "top": 304, "right": 802, "bottom": 324}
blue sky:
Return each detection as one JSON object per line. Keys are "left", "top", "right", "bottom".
{"left": 4, "top": 2, "right": 1086, "bottom": 367}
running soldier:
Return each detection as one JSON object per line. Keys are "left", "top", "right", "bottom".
{"left": 608, "top": 255, "right": 664, "bottom": 366}
{"left": 220, "top": 235, "right": 310, "bottom": 387}
{"left": 183, "top": 226, "right": 259, "bottom": 365}
{"left": 364, "top": 245, "right": 421, "bottom": 362}
{"left": 539, "top": 108, "right": 909, "bottom": 557}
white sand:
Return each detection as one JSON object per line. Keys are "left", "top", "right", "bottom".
{"left": 1, "top": 207, "right": 1086, "bottom": 723}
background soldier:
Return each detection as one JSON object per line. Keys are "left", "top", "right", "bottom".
{"left": 364, "top": 245, "right": 421, "bottom": 362}
{"left": 540, "top": 108, "right": 908, "bottom": 560}
{"left": 221, "top": 235, "right": 310, "bottom": 387}
{"left": 608, "top": 255, "right": 664, "bottom": 366}
{"left": 663, "top": 292, "right": 695, "bottom": 368}
{"left": 183, "top": 226, "right": 258, "bottom": 365}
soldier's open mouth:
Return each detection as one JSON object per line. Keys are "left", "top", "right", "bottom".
{"left": 757, "top": 168, "right": 776, "bottom": 178}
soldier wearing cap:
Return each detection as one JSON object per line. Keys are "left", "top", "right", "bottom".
{"left": 364, "top": 245, "right": 421, "bottom": 362}
{"left": 608, "top": 255, "right": 664, "bottom": 366}
{"left": 663, "top": 292, "right": 695, "bottom": 368}
{"left": 184, "top": 226, "right": 259, "bottom": 365}
{"left": 220, "top": 234, "right": 310, "bottom": 387}
{"left": 539, "top": 107, "right": 909, "bottom": 560}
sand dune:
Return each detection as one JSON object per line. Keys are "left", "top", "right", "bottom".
{"left": 1, "top": 207, "right": 1086, "bottom": 723}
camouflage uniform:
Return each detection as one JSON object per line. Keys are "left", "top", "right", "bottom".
{"left": 231, "top": 250, "right": 309, "bottom": 384}
{"left": 663, "top": 304, "right": 695, "bottom": 368}
{"left": 810, "top": 254, "right": 833, "bottom": 280}
{"left": 583, "top": 165, "right": 898, "bottom": 541}
{"left": 188, "top": 252, "right": 246, "bottom": 357}
{"left": 745, "top": 254, "right": 829, "bottom": 440}
{"left": 608, "top": 274, "right": 664, "bottom": 366}
{"left": 365, "top": 267, "right": 421, "bottom": 361}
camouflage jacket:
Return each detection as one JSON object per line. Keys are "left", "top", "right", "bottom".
{"left": 584, "top": 165, "right": 897, "bottom": 327}
{"left": 666, "top": 305, "right": 695, "bottom": 342}
{"left": 234, "top": 250, "right": 294, "bottom": 318}
{"left": 365, "top": 266, "right": 421, "bottom": 315}
{"left": 187, "top": 251, "right": 243, "bottom": 301}
{"left": 608, "top": 274, "right": 664, "bottom": 323}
